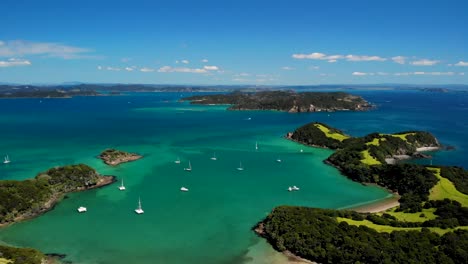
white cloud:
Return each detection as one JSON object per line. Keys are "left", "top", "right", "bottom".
{"left": 455, "top": 61, "right": 468, "bottom": 66}
{"left": 345, "top": 55, "right": 386, "bottom": 61}
{"left": 203, "top": 65, "right": 219, "bottom": 71}
{"left": 97, "top": 66, "right": 102, "bottom": 70}
{"left": 292, "top": 52, "right": 345, "bottom": 62}
{"left": 281, "top": 66, "right": 295, "bottom": 70}
{"left": 201, "top": 59, "right": 208, "bottom": 63}
{"left": 236, "top": 73, "right": 250, "bottom": 77}
{"left": 394, "top": 71, "right": 455, "bottom": 76}
{"left": 0, "top": 58, "right": 31, "bottom": 67}
{"left": 158, "top": 66, "right": 207, "bottom": 73}
{"left": 181, "top": 60, "right": 189, "bottom": 64}
{"left": 410, "top": 59, "right": 439, "bottom": 66}
{"left": 106, "top": 67, "right": 121, "bottom": 71}
{"left": 352, "top": 71, "right": 367, "bottom": 76}
{"left": 140, "top": 67, "right": 155, "bottom": 72}
{"left": 377, "top": 72, "right": 389, "bottom": 76}
{"left": 0, "top": 40, "right": 93, "bottom": 59}
{"left": 309, "top": 66, "right": 320, "bottom": 70}
{"left": 392, "top": 56, "right": 406, "bottom": 64}
{"left": 293, "top": 52, "right": 386, "bottom": 63}
{"left": 125, "top": 67, "right": 134, "bottom": 71}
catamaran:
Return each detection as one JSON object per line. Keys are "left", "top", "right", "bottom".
{"left": 135, "top": 197, "right": 144, "bottom": 214}
{"left": 237, "top": 162, "right": 244, "bottom": 171}
{"left": 3, "top": 155, "right": 10, "bottom": 164}
{"left": 184, "top": 161, "right": 192, "bottom": 171}
{"left": 210, "top": 152, "right": 217, "bottom": 161}
{"left": 118, "top": 178, "right": 126, "bottom": 191}
{"left": 174, "top": 157, "right": 181, "bottom": 164}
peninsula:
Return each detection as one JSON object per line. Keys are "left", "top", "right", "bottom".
{"left": 99, "top": 149, "right": 142, "bottom": 166}
{"left": 181, "top": 91, "right": 372, "bottom": 112}
{"left": 0, "top": 164, "right": 115, "bottom": 263}
{"left": 254, "top": 122, "right": 468, "bottom": 264}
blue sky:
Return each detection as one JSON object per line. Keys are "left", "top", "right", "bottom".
{"left": 1, "top": 0, "right": 467, "bottom": 85}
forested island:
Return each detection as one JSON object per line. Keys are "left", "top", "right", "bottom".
{"left": 0, "top": 164, "right": 114, "bottom": 264}
{"left": 181, "top": 91, "right": 372, "bottom": 112}
{"left": 254, "top": 122, "right": 468, "bottom": 263}
{"left": 0, "top": 85, "right": 100, "bottom": 98}
{"left": 99, "top": 149, "right": 142, "bottom": 166}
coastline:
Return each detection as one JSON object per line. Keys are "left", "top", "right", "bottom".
{"left": 345, "top": 195, "right": 400, "bottom": 213}
{"left": 0, "top": 175, "right": 115, "bottom": 228}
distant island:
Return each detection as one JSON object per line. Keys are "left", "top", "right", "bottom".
{"left": 181, "top": 91, "right": 373, "bottom": 113}
{"left": 99, "top": 149, "right": 142, "bottom": 166}
{"left": 0, "top": 164, "right": 114, "bottom": 263}
{"left": 0, "top": 85, "right": 100, "bottom": 98}
{"left": 254, "top": 122, "right": 468, "bottom": 264}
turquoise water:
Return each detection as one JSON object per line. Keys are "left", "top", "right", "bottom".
{"left": 0, "top": 90, "right": 466, "bottom": 263}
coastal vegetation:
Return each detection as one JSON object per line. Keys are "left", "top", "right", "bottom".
{"left": 181, "top": 91, "right": 372, "bottom": 112}
{"left": 0, "top": 245, "right": 45, "bottom": 264}
{"left": 0, "top": 164, "right": 113, "bottom": 225}
{"left": 99, "top": 149, "right": 142, "bottom": 166}
{"left": 256, "top": 206, "right": 468, "bottom": 264}
{"left": 0, "top": 164, "right": 114, "bottom": 263}
{"left": 255, "top": 121, "right": 468, "bottom": 263}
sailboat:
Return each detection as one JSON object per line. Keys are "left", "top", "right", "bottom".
{"left": 3, "top": 155, "right": 10, "bottom": 164}
{"left": 237, "top": 162, "right": 244, "bottom": 171}
{"left": 135, "top": 197, "right": 144, "bottom": 214}
{"left": 255, "top": 142, "right": 258, "bottom": 151}
{"left": 184, "top": 161, "right": 192, "bottom": 171}
{"left": 276, "top": 158, "right": 282, "bottom": 163}
{"left": 118, "top": 178, "right": 126, "bottom": 191}
{"left": 174, "top": 157, "right": 181, "bottom": 164}
{"left": 180, "top": 186, "right": 189, "bottom": 192}
{"left": 210, "top": 152, "right": 217, "bottom": 161}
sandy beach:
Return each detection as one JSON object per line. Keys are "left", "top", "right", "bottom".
{"left": 416, "top": 146, "right": 439, "bottom": 152}
{"left": 349, "top": 196, "right": 400, "bottom": 213}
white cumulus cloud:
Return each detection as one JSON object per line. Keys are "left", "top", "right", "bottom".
{"left": 201, "top": 59, "right": 208, "bottom": 63}
{"left": 140, "top": 67, "right": 155, "bottom": 72}
{"left": 392, "top": 56, "right": 406, "bottom": 64}
{"left": 410, "top": 59, "right": 439, "bottom": 66}
{"left": 181, "top": 60, "right": 189, "bottom": 64}
{"left": 158, "top": 66, "right": 207, "bottom": 74}
{"left": 345, "top": 55, "right": 386, "bottom": 61}
{"left": 352, "top": 71, "right": 368, "bottom": 76}
{"left": 455, "top": 61, "right": 468, "bottom": 66}
{"left": 0, "top": 40, "right": 93, "bottom": 59}
{"left": 203, "top": 65, "right": 219, "bottom": 71}
{"left": 281, "top": 66, "right": 295, "bottom": 70}
{"left": 0, "top": 58, "right": 31, "bottom": 67}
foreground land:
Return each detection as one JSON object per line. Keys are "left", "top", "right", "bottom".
{"left": 0, "top": 164, "right": 115, "bottom": 263}
{"left": 181, "top": 91, "right": 372, "bottom": 112}
{"left": 254, "top": 121, "right": 468, "bottom": 263}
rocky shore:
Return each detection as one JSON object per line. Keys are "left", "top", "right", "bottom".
{"left": 99, "top": 149, "right": 143, "bottom": 166}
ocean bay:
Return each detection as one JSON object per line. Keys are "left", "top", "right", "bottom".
{"left": 0, "top": 90, "right": 467, "bottom": 263}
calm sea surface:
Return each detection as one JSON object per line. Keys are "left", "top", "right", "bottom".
{"left": 0, "top": 90, "right": 466, "bottom": 264}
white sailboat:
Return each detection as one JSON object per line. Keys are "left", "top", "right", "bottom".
{"left": 77, "top": 206, "right": 87, "bottom": 213}
{"left": 210, "top": 152, "right": 217, "bottom": 161}
{"left": 174, "top": 157, "right": 181, "bottom": 164}
{"left": 276, "top": 157, "right": 282, "bottom": 163}
{"left": 180, "top": 187, "right": 189, "bottom": 192}
{"left": 135, "top": 197, "right": 144, "bottom": 214}
{"left": 118, "top": 178, "right": 126, "bottom": 191}
{"left": 255, "top": 141, "right": 258, "bottom": 151}
{"left": 3, "top": 155, "right": 10, "bottom": 164}
{"left": 184, "top": 161, "right": 192, "bottom": 171}
{"left": 237, "top": 161, "right": 244, "bottom": 171}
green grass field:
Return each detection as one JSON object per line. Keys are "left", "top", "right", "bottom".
{"left": 381, "top": 208, "right": 437, "bottom": 222}
{"left": 366, "top": 137, "right": 386, "bottom": 146}
{"left": 360, "top": 149, "right": 381, "bottom": 165}
{"left": 314, "top": 123, "right": 350, "bottom": 141}
{"left": 379, "top": 133, "right": 415, "bottom": 141}
{"left": 428, "top": 168, "right": 468, "bottom": 207}
{"left": 337, "top": 217, "right": 468, "bottom": 235}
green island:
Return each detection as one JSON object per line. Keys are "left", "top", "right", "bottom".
{"left": 99, "top": 149, "right": 143, "bottom": 166}
{"left": 0, "top": 164, "right": 115, "bottom": 264}
{"left": 181, "top": 91, "right": 372, "bottom": 112}
{"left": 254, "top": 122, "right": 468, "bottom": 264}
